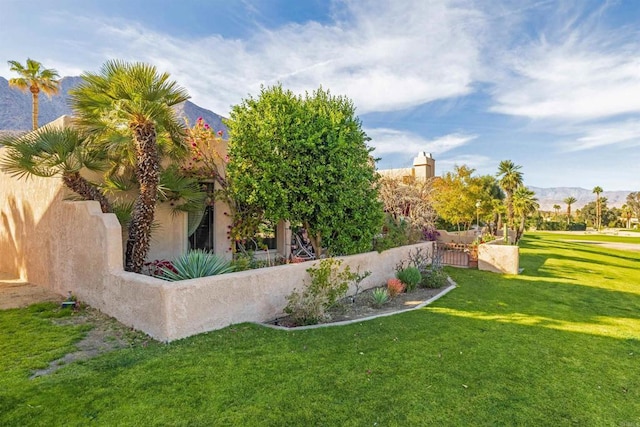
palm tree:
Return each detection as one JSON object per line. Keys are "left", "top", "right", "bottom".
{"left": 592, "top": 186, "right": 603, "bottom": 230}
{"left": 513, "top": 186, "right": 539, "bottom": 242}
{"left": 496, "top": 160, "right": 523, "bottom": 230}
{"left": 563, "top": 196, "right": 577, "bottom": 224}
{"left": 7, "top": 59, "right": 61, "bottom": 130}
{"left": 621, "top": 204, "right": 633, "bottom": 229}
{"left": 70, "top": 60, "right": 190, "bottom": 273}
{"left": 0, "top": 127, "right": 112, "bottom": 213}
{"left": 478, "top": 174, "right": 504, "bottom": 235}
{"left": 553, "top": 204, "right": 561, "bottom": 219}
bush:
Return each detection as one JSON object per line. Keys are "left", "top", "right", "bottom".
{"left": 373, "top": 215, "right": 421, "bottom": 252}
{"left": 386, "top": 278, "right": 405, "bottom": 297}
{"left": 370, "top": 288, "right": 390, "bottom": 308}
{"left": 421, "top": 267, "right": 448, "bottom": 288}
{"left": 396, "top": 266, "right": 422, "bottom": 292}
{"left": 568, "top": 222, "right": 587, "bottom": 231}
{"left": 284, "top": 258, "right": 356, "bottom": 325}
{"left": 158, "top": 250, "right": 234, "bottom": 281}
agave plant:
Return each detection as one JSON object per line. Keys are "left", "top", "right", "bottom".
{"left": 158, "top": 249, "right": 234, "bottom": 281}
{"left": 370, "top": 287, "right": 390, "bottom": 308}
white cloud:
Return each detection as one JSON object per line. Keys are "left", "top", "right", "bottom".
{"left": 488, "top": 6, "right": 640, "bottom": 122}
{"left": 366, "top": 128, "right": 476, "bottom": 155}
{"left": 13, "top": 0, "right": 484, "bottom": 116}
{"left": 561, "top": 119, "right": 640, "bottom": 151}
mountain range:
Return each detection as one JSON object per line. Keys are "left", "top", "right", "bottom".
{"left": 529, "top": 186, "right": 631, "bottom": 211}
{"left": 0, "top": 76, "right": 227, "bottom": 136}
{"left": 0, "top": 76, "right": 632, "bottom": 210}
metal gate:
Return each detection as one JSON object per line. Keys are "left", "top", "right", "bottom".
{"left": 435, "top": 242, "right": 472, "bottom": 268}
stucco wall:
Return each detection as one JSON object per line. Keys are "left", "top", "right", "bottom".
{"left": 1, "top": 166, "right": 434, "bottom": 340}
{"left": 478, "top": 239, "right": 519, "bottom": 275}
{"left": 51, "top": 202, "right": 432, "bottom": 341}
{"left": 159, "top": 241, "right": 433, "bottom": 340}
{"left": 0, "top": 149, "right": 67, "bottom": 283}
{"left": 436, "top": 230, "right": 478, "bottom": 245}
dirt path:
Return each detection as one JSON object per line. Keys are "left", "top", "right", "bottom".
{"left": 0, "top": 272, "right": 64, "bottom": 309}
{"left": 564, "top": 240, "right": 640, "bottom": 252}
{"left": 30, "top": 306, "right": 151, "bottom": 378}
{"left": 0, "top": 273, "right": 149, "bottom": 378}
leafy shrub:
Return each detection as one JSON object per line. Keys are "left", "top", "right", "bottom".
{"left": 568, "top": 222, "right": 587, "bottom": 231}
{"left": 373, "top": 214, "right": 421, "bottom": 252}
{"left": 421, "top": 267, "right": 448, "bottom": 288}
{"left": 387, "top": 278, "right": 405, "bottom": 297}
{"left": 284, "top": 258, "right": 356, "bottom": 325}
{"left": 370, "top": 288, "right": 390, "bottom": 308}
{"left": 231, "top": 251, "right": 270, "bottom": 271}
{"left": 396, "top": 266, "right": 422, "bottom": 292}
{"left": 158, "top": 250, "right": 234, "bottom": 281}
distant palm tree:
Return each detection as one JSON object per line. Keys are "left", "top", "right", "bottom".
{"left": 513, "top": 186, "right": 539, "bottom": 241}
{"left": 563, "top": 196, "right": 577, "bottom": 224}
{"left": 592, "top": 186, "right": 603, "bottom": 230}
{"left": 0, "top": 127, "right": 112, "bottom": 213}
{"left": 70, "top": 60, "right": 190, "bottom": 273}
{"left": 496, "top": 160, "right": 523, "bottom": 230}
{"left": 553, "top": 204, "right": 561, "bottom": 219}
{"left": 621, "top": 204, "right": 633, "bottom": 229}
{"left": 7, "top": 59, "right": 61, "bottom": 130}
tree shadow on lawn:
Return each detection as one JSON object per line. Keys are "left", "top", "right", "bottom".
{"left": 441, "top": 268, "right": 640, "bottom": 342}
{"left": 4, "top": 300, "right": 640, "bottom": 427}
{"left": 517, "top": 237, "right": 640, "bottom": 288}
{"left": 522, "top": 235, "right": 640, "bottom": 265}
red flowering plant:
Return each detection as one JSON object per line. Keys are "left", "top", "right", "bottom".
{"left": 142, "top": 259, "right": 177, "bottom": 278}
{"left": 386, "top": 278, "right": 406, "bottom": 297}
{"left": 181, "top": 118, "right": 265, "bottom": 253}
{"left": 180, "top": 118, "right": 229, "bottom": 206}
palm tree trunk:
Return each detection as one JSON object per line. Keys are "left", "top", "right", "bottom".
{"left": 506, "top": 192, "right": 514, "bottom": 229}
{"left": 125, "top": 122, "right": 159, "bottom": 273}
{"left": 30, "top": 86, "right": 39, "bottom": 130}
{"left": 62, "top": 172, "right": 113, "bottom": 213}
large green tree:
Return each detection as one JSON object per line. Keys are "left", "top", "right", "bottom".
{"left": 7, "top": 58, "right": 61, "bottom": 130}
{"left": 496, "top": 160, "right": 523, "bottom": 230}
{"left": 225, "top": 85, "right": 383, "bottom": 256}
{"left": 432, "top": 165, "right": 484, "bottom": 231}
{"left": 579, "top": 198, "right": 617, "bottom": 228}
{"left": 69, "top": 60, "right": 190, "bottom": 273}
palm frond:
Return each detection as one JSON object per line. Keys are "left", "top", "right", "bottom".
{"left": 157, "top": 165, "right": 207, "bottom": 215}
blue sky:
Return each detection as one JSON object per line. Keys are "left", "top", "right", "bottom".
{"left": 1, "top": 0, "right": 639, "bottom": 190}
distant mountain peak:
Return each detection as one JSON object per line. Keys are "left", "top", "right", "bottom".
{"left": 529, "top": 186, "right": 632, "bottom": 210}
{"left": 0, "top": 75, "right": 227, "bottom": 136}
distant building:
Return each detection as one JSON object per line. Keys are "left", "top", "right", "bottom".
{"left": 378, "top": 151, "right": 435, "bottom": 183}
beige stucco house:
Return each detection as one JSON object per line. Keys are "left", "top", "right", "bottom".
{"left": 0, "top": 116, "right": 440, "bottom": 340}
{"left": 1, "top": 116, "right": 435, "bottom": 280}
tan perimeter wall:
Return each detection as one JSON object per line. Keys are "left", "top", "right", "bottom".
{"left": 436, "top": 230, "right": 478, "bottom": 245}
{"left": 478, "top": 239, "right": 519, "bottom": 275}
{"left": 57, "top": 211, "right": 432, "bottom": 341}
{"left": 1, "top": 163, "right": 434, "bottom": 340}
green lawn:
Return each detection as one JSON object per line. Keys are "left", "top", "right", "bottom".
{"left": 1, "top": 233, "right": 639, "bottom": 426}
